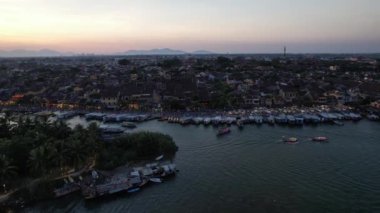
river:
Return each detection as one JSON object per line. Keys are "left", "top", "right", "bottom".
{"left": 26, "top": 118, "right": 380, "bottom": 212}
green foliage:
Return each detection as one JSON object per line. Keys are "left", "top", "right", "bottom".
{"left": 0, "top": 117, "right": 103, "bottom": 179}
{"left": 96, "top": 132, "right": 178, "bottom": 170}
{"left": 0, "top": 154, "right": 18, "bottom": 182}
{"left": 0, "top": 116, "right": 177, "bottom": 183}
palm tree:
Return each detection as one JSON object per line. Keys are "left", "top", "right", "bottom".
{"left": 66, "top": 138, "right": 89, "bottom": 170}
{"left": 28, "top": 145, "right": 54, "bottom": 176}
{"left": 51, "top": 139, "right": 70, "bottom": 173}
{"left": 0, "top": 155, "right": 18, "bottom": 182}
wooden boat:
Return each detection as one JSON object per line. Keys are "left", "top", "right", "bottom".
{"left": 217, "top": 127, "right": 231, "bottom": 136}
{"left": 312, "top": 136, "right": 328, "bottom": 142}
{"left": 121, "top": 122, "right": 137, "bottom": 128}
{"left": 283, "top": 137, "right": 298, "bottom": 144}
{"left": 333, "top": 120, "right": 344, "bottom": 126}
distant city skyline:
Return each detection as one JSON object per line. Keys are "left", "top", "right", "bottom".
{"left": 1, "top": 0, "right": 380, "bottom": 54}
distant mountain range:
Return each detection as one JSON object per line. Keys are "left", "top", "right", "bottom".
{"left": 0, "top": 49, "right": 75, "bottom": 57}
{"left": 0, "top": 48, "right": 215, "bottom": 57}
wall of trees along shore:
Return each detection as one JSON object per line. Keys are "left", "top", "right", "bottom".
{"left": 0, "top": 114, "right": 178, "bottom": 205}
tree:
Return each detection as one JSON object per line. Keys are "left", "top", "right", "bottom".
{"left": 28, "top": 145, "right": 54, "bottom": 176}
{"left": 0, "top": 155, "right": 18, "bottom": 182}
{"left": 65, "top": 138, "right": 88, "bottom": 169}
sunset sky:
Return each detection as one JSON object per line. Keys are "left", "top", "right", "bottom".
{"left": 1, "top": 0, "right": 379, "bottom": 53}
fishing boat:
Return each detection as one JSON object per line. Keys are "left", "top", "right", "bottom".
{"left": 155, "top": 155, "right": 164, "bottom": 161}
{"left": 367, "top": 114, "right": 379, "bottom": 121}
{"left": 99, "top": 125, "right": 125, "bottom": 134}
{"left": 127, "top": 187, "right": 140, "bottom": 193}
{"left": 333, "top": 120, "right": 344, "bottom": 126}
{"left": 312, "top": 136, "right": 329, "bottom": 142}
{"left": 203, "top": 117, "right": 211, "bottom": 126}
{"left": 121, "top": 122, "right": 137, "bottom": 128}
{"left": 282, "top": 137, "right": 298, "bottom": 144}
{"left": 294, "top": 116, "right": 304, "bottom": 125}
{"left": 149, "top": 178, "right": 162, "bottom": 183}
{"left": 237, "top": 120, "right": 244, "bottom": 129}
{"left": 85, "top": 113, "right": 105, "bottom": 121}
{"left": 265, "top": 115, "right": 275, "bottom": 125}
{"left": 217, "top": 127, "right": 231, "bottom": 136}
{"left": 286, "top": 115, "right": 296, "bottom": 125}
{"left": 275, "top": 114, "right": 288, "bottom": 124}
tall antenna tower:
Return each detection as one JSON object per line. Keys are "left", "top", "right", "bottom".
{"left": 284, "top": 46, "right": 287, "bottom": 57}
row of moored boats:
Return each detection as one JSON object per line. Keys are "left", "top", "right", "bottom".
{"left": 54, "top": 160, "right": 177, "bottom": 200}
{"left": 159, "top": 111, "right": 379, "bottom": 127}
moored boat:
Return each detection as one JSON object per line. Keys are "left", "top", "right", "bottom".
{"left": 282, "top": 137, "right": 298, "bottom": 144}
{"left": 121, "top": 122, "right": 137, "bottom": 128}
{"left": 333, "top": 120, "right": 344, "bottom": 126}
{"left": 312, "top": 136, "right": 329, "bottom": 142}
{"left": 217, "top": 127, "right": 231, "bottom": 136}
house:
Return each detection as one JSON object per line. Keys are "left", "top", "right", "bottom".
{"left": 100, "top": 89, "right": 120, "bottom": 109}
{"left": 280, "top": 86, "right": 298, "bottom": 104}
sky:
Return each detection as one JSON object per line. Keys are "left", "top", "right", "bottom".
{"left": 0, "top": 0, "right": 379, "bottom": 53}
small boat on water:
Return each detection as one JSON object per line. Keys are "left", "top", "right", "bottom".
{"left": 312, "top": 136, "right": 329, "bottom": 142}
{"left": 149, "top": 178, "right": 162, "bottom": 183}
{"left": 217, "top": 127, "right": 231, "bottom": 136}
{"left": 333, "top": 120, "right": 344, "bottom": 126}
{"left": 127, "top": 188, "right": 140, "bottom": 193}
{"left": 282, "top": 137, "right": 298, "bottom": 144}
{"left": 121, "top": 122, "right": 137, "bottom": 128}
{"left": 155, "top": 155, "right": 164, "bottom": 161}
{"left": 99, "top": 125, "right": 125, "bottom": 134}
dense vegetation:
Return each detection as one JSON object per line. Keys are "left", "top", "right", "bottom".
{"left": 96, "top": 132, "right": 178, "bottom": 170}
{"left": 0, "top": 116, "right": 102, "bottom": 185}
{"left": 0, "top": 115, "right": 178, "bottom": 188}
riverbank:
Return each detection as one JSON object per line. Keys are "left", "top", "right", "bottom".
{"left": 0, "top": 116, "right": 178, "bottom": 211}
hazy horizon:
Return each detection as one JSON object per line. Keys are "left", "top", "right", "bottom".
{"left": 1, "top": 0, "right": 380, "bottom": 54}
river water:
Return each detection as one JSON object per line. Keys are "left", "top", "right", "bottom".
{"left": 27, "top": 118, "right": 380, "bottom": 213}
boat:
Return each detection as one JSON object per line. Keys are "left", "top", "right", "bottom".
{"left": 127, "top": 188, "right": 140, "bottom": 193}
{"left": 121, "top": 122, "right": 137, "bottom": 128}
{"left": 56, "top": 111, "right": 77, "bottom": 120}
{"left": 237, "top": 120, "right": 244, "bottom": 129}
{"left": 282, "top": 137, "right": 298, "bottom": 144}
{"left": 275, "top": 114, "right": 288, "bottom": 124}
{"left": 85, "top": 113, "right": 105, "bottom": 121}
{"left": 349, "top": 113, "right": 362, "bottom": 121}
{"left": 294, "top": 116, "right": 304, "bottom": 125}
{"left": 149, "top": 178, "right": 162, "bottom": 183}
{"left": 367, "top": 114, "right": 379, "bottom": 121}
{"left": 99, "top": 125, "right": 126, "bottom": 134}
{"left": 217, "top": 127, "right": 231, "bottom": 136}
{"left": 286, "top": 115, "right": 296, "bottom": 125}
{"left": 253, "top": 115, "right": 263, "bottom": 124}
{"left": 155, "top": 155, "right": 164, "bottom": 161}
{"left": 192, "top": 117, "right": 203, "bottom": 125}
{"left": 333, "top": 120, "right": 344, "bottom": 126}
{"left": 203, "top": 117, "right": 211, "bottom": 126}
{"left": 312, "top": 136, "right": 329, "bottom": 142}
